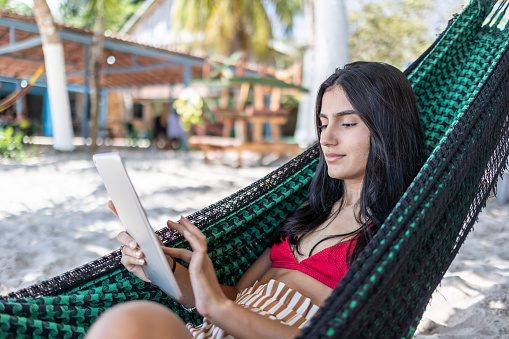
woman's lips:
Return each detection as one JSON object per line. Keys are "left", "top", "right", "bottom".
{"left": 325, "top": 153, "right": 345, "bottom": 162}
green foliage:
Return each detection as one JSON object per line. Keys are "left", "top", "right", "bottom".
{"left": 348, "top": 0, "right": 434, "bottom": 69}
{"left": 0, "top": 127, "right": 25, "bottom": 160}
{"left": 208, "top": 51, "right": 245, "bottom": 80}
{"left": 171, "top": 0, "right": 302, "bottom": 61}
{"left": 173, "top": 88, "right": 204, "bottom": 132}
{"left": 0, "top": 0, "right": 33, "bottom": 15}
{"left": 280, "top": 94, "right": 301, "bottom": 112}
{"left": 59, "top": 0, "right": 144, "bottom": 31}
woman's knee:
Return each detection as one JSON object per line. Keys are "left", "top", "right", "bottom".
{"left": 86, "top": 300, "right": 191, "bottom": 338}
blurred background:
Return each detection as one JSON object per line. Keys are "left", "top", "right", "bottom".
{"left": 0, "top": 0, "right": 468, "bottom": 159}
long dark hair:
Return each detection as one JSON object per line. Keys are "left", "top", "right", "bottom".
{"left": 272, "top": 61, "right": 425, "bottom": 264}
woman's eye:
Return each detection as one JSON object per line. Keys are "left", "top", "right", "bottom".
{"left": 319, "top": 124, "right": 328, "bottom": 130}
{"left": 342, "top": 123, "right": 357, "bottom": 128}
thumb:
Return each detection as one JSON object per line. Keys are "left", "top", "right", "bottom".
{"left": 162, "top": 247, "right": 193, "bottom": 263}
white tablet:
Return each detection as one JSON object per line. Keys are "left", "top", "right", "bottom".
{"left": 93, "top": 152, "right": 182, "bottom": 300}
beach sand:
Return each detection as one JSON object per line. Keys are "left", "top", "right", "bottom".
{"left": 0, "top": 147, "right": 281, "bottom": 295}
{"left": 1, "top": 147, "right": 508, "bottom": 337}
{"left": 415, "top": 198, "right": 509, "bottom": 338}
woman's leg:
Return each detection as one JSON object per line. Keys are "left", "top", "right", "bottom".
{"left": 86, "top": 300, "right": 192, "bottom": 339}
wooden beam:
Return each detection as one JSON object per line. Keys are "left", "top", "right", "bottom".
{"left": 0, "top": 36, "right": 42, "bottom": 55}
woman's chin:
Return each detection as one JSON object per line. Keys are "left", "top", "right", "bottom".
{"left": 327, "top": 168, "right": 365, "bottom": 182}
{"left": 327, "top": 169, "right": 345, "bottom": 180}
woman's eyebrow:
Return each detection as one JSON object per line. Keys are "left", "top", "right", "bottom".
{"left": 318, "top": 110, "right": 356, "bottom": 118}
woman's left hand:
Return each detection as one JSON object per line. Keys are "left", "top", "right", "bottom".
{"left": 166, "top": 216, "right": 230, "bottom": 317}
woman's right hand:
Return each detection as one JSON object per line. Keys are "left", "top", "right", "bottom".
{"left": 117, "top": 230, "right": 151, "bottom": 282}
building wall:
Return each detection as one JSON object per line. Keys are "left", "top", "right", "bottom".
{"left": 106, "top": 91, "right": 127, "bottom": 138}
{"left": 130, "top": 0, "right": 176, "bottom": 46}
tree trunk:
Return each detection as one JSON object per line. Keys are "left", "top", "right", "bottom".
{"left": 89, "top": 15, "right": 104, "bottom": 148}
{"left": 33, "top": 0, "right": 75, "bottom": 151}
{"left": 294, "top": 0, "right": 316, "bottom": 148}
{"left": 295, "top": 0, "right": 349, "bottom": 148}
{"left": 314, "top": 0, "right": 349, "bottom": 80}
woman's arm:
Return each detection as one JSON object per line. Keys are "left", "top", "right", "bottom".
{"left": 110, "top": 200, "right": 193, "bottom": 306}
{"left": 172, "top": 217, "right": 300, "bottom": 339}
{"left": 117, "top": 229, "right": 198, "bottom": 307}
{"left": 162, "top": 220, "right": 272, "bottom": 305}
{"left": 114, "top": 200, "right": 272, "bottom": 307}
{"left": 206, "top": 299, "right": 300, "bottom": 339}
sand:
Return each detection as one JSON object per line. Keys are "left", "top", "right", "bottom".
{"left": 0, "top": 146, "right": 281, "bottom": 295}
{"left": 415, "top": 199, "right": 509, "bottom": 338}
{"left": 1, "top": 147, "right": 508, "bottom": 337}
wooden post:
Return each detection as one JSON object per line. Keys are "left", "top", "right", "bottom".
{"left": 220, "top": 87, "right": 229, "bottom": 108}
{"left": 269, "top": 87, "right": 282, "bottom": 111}
{"left": 236, "top": 82, "right": 250, "bottom": 110}
{"left": 253, "top": 85, "right": 264, "bottom": 110}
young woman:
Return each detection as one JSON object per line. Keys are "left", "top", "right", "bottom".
{"left": 87, "top": 61, "right": 424, "bottom": 339}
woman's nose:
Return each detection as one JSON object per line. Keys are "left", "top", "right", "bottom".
{"left": 320, "top": 127, "right": 337, "bottom": 146}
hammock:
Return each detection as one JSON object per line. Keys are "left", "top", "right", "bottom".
{"left": 1, "top": 0, "right": 509, "bottom": 337}
{"left": 0, "top": 66, "right": 44, "bottom": 113}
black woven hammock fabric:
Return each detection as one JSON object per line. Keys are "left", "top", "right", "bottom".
{"left": 2, "top": 0, "right": 509, "bottom": 337}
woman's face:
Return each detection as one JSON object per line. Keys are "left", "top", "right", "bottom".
{"left": 319, "top": 86, "right": 371, "bottom": 184}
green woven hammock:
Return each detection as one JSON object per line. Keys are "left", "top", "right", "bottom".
{"left": 2, "top": 0, "right": 509, "bottom": 337}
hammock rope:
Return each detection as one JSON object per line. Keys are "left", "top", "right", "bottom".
{"left": 300, "top": 2, "right": 509, "bottom": 335}
{"left": 2, "top": 1, "right": 509, "bottom": 338}
{"left": 0, "top": 66, "right": 44, "bottom": 113}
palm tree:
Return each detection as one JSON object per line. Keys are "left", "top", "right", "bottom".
{"left": 33, "top": 0, "right": 75, "bottom": 151}
{"left": 171, "top": 0, "right": 302, "bottom": 61}
{"left": 295, "top": 0, "right": 348, "bottom": 147}
{"left": 171, "top": 0, "right": 347, "bottom": 147}
{"left": 0, "top": 0, "right": 33, "bottom": 15}
{"left": 59, "top": 0, "right": 136, "bottom": 148}
{"left": 88, "top": 13, "right": 104, "bottom": 149}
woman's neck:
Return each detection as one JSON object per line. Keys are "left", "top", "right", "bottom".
{"left": 342, "top": 179, "right": 363, "bottom": 207}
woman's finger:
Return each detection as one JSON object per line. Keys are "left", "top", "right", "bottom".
{"left": 121, "top": 253, "right": 145, "bottom": 266}
{"left": 121, "top": 244, "right": 145, "bottom": 260}
{"left": 167, "top": 217, "right": 204, "bottom": 241}
{"left": 161, "top": 246, "right": 193, "bottom": 263}
{"left": 107, "top": 200, "right": 119, "bottom": 218}
{"left": 180, "top": 229, "right": 207, "bottom": 255}
{"left": 117, "top": 231, "right": 138, "bottom": 249}
{"left": 167, "top": 218, "right": 205, "bottom": 244}
{"left": 178, "top": 217, "right": 207, "bottom": 242}
{"left": 119, "top": 256, "right": 150, "bottom": 283}
{"left": 167, "top": 217, "right": 199, "bottom": 236}
{"left": 166, "top": 219, "right": 187, "bottom": 234}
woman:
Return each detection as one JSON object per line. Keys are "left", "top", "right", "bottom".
{"left": 87, "top": 61, "right": 424, "bottom": 339}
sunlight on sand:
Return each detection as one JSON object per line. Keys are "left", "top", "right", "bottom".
{"left": 0, "top": 148, "right": 282, "bottom": 295}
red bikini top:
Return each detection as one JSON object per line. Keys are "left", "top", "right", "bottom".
{"left": 270, "top": 237, "right": 355, "bottom": 288}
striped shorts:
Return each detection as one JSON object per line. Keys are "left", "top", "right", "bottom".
{"left": 186, "top": 279, "right": 320, "bottom": 339}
